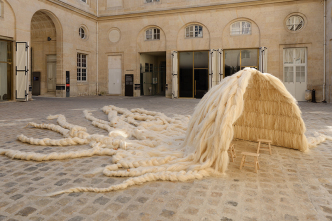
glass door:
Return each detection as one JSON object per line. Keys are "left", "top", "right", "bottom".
{"left": 194, "top": 51, "right": 208, "bottom": 98}
{"left": 224, "top": 49, "right": 259, "bottom": 77}
{"left": 283, "top": 48, "right": 306, "bottom": 101}
{"left": 179, "top": 51, "right": 209, "bottom": 98}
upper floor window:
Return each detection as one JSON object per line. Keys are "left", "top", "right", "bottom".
{"left": 146, "top": 28, "right": 160, "bottom": 40}
{"left": 79, "top": 27, "right": 86, "bottom": 39}
{"left": 80, "top": 0, "right": 87, "bottom": 3}
{"left": 230, "top": 21, "right": 251, "bottom": 35}
{"left": 185, "top": 25, "right": 203, "bottom": 38}
{"left": 286, "top": 15, "right": 304, "bottom": 32}
{"left": 146, "top": 0, "right": 160, "bottom": 3}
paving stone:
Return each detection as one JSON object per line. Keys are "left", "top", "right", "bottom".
{"left": 0, "top": 97, "right": 332, "bottom": 221}
{"left": 137, "top": 197, "right": 149, "bottom": 203}
{"left": 79, "top": 206, "right": 98, "bottom": 215}
{"left": 93, "top": 196, "right": 110, "bottom": 205}
{"left": 184, "top": 207, "right": 199, "bottom": 215}
{"left": 54, "top": 179, "right": 71, "bottom": 186}
{"left": 68, "top": 216, "right": 84, "bottom": 221}
{"left": 160, "top": 209, "right": 175, "bottom": 218}
{"left": 115, "top": 196, "right": 131, "bottom": 204}
{"left": 15, "top": 207, "right": 37, "bottom": 216}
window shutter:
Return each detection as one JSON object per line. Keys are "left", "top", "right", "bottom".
{"left": 16, "top": 42, "right": 29, "bottom": 101}
{"left": 209, "top": 49, "right": 217, "bottom": 88}
{"left": 259, "top": 47, "right": 267, "bottom": 73}
{"left": 171, "top": 51, "right": 178, "bottom": 99}
{"left": 218, "top": 49, "right": 223, "bottom": 83}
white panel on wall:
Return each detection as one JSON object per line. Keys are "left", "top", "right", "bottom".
{"left": 108, "top": 55, "right": 122, "bottom": 94}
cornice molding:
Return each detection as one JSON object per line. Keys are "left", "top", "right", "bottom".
{"left": 97, "top": 0, "right": 312, "bottom": 22}
{"left": 45, "top": 0, "right": 97, "bottom": 20}
{"left": 44, "top": 0, "right": 315, "bottom": 22}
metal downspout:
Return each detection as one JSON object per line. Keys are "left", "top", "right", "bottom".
{"left": 323, "top": 0, "right": 327, "bottom": 102}
{"left": 96, "top": 0, "right": 99, "bottom": 95}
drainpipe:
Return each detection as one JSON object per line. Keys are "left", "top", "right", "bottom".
{"left": 323, "top": 0, "right": 327, "bottom": 103}
{"left": 96, "top": 0, "right": 99, "bottom": 95}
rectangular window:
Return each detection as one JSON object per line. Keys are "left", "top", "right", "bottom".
{"left": 146, "top": 0, "right": 160, "bottom": 3}
{"left": 77, "top": 53, "right": 87, "bottom": 82}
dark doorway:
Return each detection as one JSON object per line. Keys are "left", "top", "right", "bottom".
{"left": 125, "top": 74, "right": 133, "bottom": 96}
{"left": 139, "top": 52, "right": 166, "bottom": 96}
{"left": 179, "top": 51, "right": 209, "bottom": 98}
{"left": 32, "top": 72, "right": 41, "bottom": 95}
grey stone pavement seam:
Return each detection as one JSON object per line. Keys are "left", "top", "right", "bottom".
{"left": 0, "top": 96, "right": 331, "bottom": 221}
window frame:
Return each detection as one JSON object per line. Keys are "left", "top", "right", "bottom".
{"left": 77, "top": 53, "right": 87, "bottom": 82}
{"left": 286, "top": 15, "right": 304, "bottom": 32}
{"left": 145, "top": 28, "right": 160, "bottom": 41}
{"left": 185, "top": 25, "right": 203, "bottom": 38}
{"left": 230, "top": 21, "right": 252, "bottom": 36}
{"left": 79, "top": 27, "right": 86, "bottom": 40}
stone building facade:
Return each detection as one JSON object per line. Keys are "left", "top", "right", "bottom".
{"left": 0, "top": 0, "right": 330, "bottom": 102}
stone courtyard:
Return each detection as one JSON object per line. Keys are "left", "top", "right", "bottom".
{"left": 0, "top": 96, "right": 332, "bottom": 221}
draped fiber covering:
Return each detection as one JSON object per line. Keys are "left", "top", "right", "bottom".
{"left": 0, "top": 68, "right": 329, "bottom": 196}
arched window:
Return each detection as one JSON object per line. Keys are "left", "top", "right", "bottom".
{"left": 230, "top": 21, "right": 251, "bottom": 35}
{"left": 145, "top": 28, "right": 160, "bottom": 40}
{"left": 79, "top": 27, "right": 86, "bottom": 39}
{"left": 185, "top": 25, "right": 203, "bottom": 38}
{"left": 286, "top": 15, "right": 304, "bottom": 31}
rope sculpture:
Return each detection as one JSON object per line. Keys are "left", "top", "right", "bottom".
{"left": 0, "top": 68, "right": 331, "bottom": 196}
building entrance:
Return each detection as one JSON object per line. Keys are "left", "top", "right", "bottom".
{"left": 179, "top": 51, "right": 209, "bottom": 98}
{"left": 140, "top": 52, "right": 166, "bottom": 96}
{"left": 0, "top": 40, "right": 13, "bottom": 101}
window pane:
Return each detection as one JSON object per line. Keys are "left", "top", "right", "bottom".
{"left": 284, "top": 67, "right": 294, "bottom": 82}
{"left": 241, "top": 49, "right": 258, "bottom": 67}
{"left": 231, "top": 22, "right": 240, "bottom": 35}
{"left": 242, "top": 22, "right": 251, "bottom": 34}
{"left": 82, "top": 55, "right": 86, "bottom": 67}
{"left": 295, "top": 48, "right": 305, "bottom": 64}
{"left": 284, "top": 49, "right": 293, "bottom": 64}
{"left": 189, "top": 31, "right": 193, "bottom": 38}
{"left": 224, "top": 50, "right": 241, "bottom": 77}
{"left": 77, "top": 68, "right": 81, "bottom": 81}
{"left": 296, "top": 67, "right": 301, "bottom": 82}
{"left": 194, "top": 51, "right": 208, "bottom": 68}
{"left": 186, "top": 27, "right": 189, "bottom": 37}
{"left": 0, "top": 41, "right": 8, "bottom": 62}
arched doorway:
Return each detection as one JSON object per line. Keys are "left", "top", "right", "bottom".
{"left": 30, "top": 10, "right": 63, "bottom": 96}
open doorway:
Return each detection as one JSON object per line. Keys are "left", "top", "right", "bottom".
{"left": 140, "top": 52, "right": 166, "bottom": 96}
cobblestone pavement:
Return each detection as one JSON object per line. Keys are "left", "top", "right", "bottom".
{"left": 0, "top": 96, "right": 332, "bottom": 221}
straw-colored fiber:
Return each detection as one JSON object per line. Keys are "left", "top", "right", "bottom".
{"left": 0, "top": 68, "right": 330, "bottom": 196}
